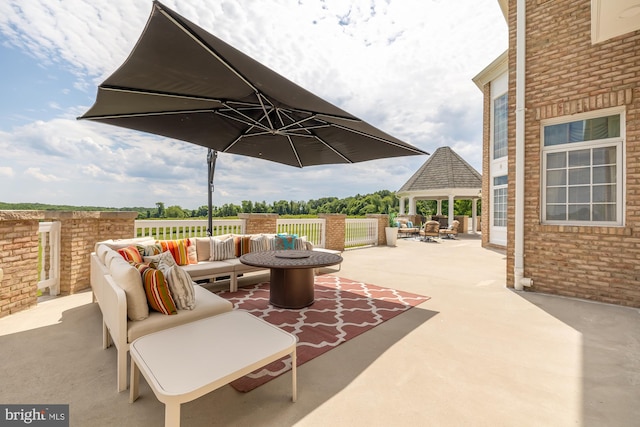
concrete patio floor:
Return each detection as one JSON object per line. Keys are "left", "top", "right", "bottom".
{"left": 1, "top": 234, "right": 639, "bottom": 426}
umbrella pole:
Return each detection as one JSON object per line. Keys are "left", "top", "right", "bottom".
{"left": 207, "top": 149, "right": 218, "bottom": 236}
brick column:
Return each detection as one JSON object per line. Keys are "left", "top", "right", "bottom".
{"left": 45, "top": 211, "right": 138, "bottom": 295}
{"left": 0, "top": 211, "right": 44, "bottom": 318}
{"left": 238, "top": 213, "right": 278, "bottom": 234}
{"left": 318, "top": 214, "right": 346, "bottom": 251}
{"left": 366, "top": 214, "right": 389, "bottom": 246}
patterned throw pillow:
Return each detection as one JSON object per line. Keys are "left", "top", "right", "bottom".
{"left": 210, "top": 237, "right": 235, "bottom": 261}
{"left": 135, "top": 263, "right": 177, "bottom": 315}
{"left": 274, "top": 234, "right": 297, "bottom": 250}
{"left": 158, "top": 239, "right": 191, "bottom": 266}
{"left": 143, "top": 251, "right": 178, "bottom": 268}
{"left": 117, "top": 245, "right": 143, "bottom": 264}
{"left": 159, "top": 264, "right": 196, "bottom": 310}
{"left": 187, "top": 238, "right": 198, "bottom": 264}
{"left": 137, "top": 243, "right": 163, "bottom": 257}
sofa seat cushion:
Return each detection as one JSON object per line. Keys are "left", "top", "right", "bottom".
{"left": 221, "top": 258, "right": 264, "bottom": 274}
{"left": 181, "top": 260, "right": 238, "bottom": 278}
{"left": 126, "top": 285, "right": 232, "bottom": 343}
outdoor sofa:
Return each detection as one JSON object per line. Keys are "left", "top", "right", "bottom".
{"left": 91, "top": 233, "right": 316, "bottom": 392}
{"left": 395, "top": 218, "right": 420, "bottom": 238}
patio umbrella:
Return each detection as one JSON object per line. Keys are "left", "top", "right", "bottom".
{"left": 78, "top": 1, "right": 427, "bottom": 233}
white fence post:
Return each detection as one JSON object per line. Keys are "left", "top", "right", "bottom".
{"left": 38, "top": 221, "right": 61, "bottom": 296}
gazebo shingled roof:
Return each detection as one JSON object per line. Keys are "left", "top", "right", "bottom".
{"left": 399, "top": 146, "right": 481, "bottom": 192}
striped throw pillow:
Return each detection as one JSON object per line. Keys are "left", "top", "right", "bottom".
{"left": 160, "top": 265, "right": 196, "bottom": 310}
{"left": 250, "top": 235, "right": 268, "bottom": 252}
{"left": 135, "top": 263, "right": 177, "bottom": 315}
{"left": 233, "top": 235, "right": 253, "bottom": 257}
{"left": 210, "top": 237, "right": 235, "bottom": 261}
{"left": 158, "top": 239, "right": 191, "bottom": 266}
{"left": 117, "top": 245, "right": 143, "bottom": 264}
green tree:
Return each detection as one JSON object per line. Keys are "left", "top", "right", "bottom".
{"left": 155, "top": 202, "right": 165, "bottom": 218}
{"left": 165, "top": 205, "right": 186, "bottom": 218}
{"left": 241, "top": 200, "right": 253, "bottom": 213}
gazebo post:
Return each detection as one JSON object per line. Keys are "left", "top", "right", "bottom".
{"left": 447, "top": 195, "right": 455, "bottom": 227}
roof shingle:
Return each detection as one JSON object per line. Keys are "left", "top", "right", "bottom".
{"left": 398, "top": 146, "right": 481, "bottom": 192}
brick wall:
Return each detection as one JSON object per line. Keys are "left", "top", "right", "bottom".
{"left": 318, "top": 214, "right": 346, "bottom": 251}
{"left": 503, "top": 0, "right": 640, "bottom": 307}
{"left": 0, "top": 211, "right": 43, "bottom": 317}
{"left": 238, "top": 213, "right": 278, "bottom": 234}
{"left": 47, "top": 211, "right": 138, "bottom": 294}
{"left": 0, "top": 211, "right": 138, "bottom": 318}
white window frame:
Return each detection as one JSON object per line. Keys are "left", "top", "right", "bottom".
{"left": 492, "top": 175, "right": 508, "bottom": 227}
{"left": 541, "top": 107, "right": 625, "bottom": 226}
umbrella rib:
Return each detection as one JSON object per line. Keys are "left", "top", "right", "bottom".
{"left": 331, "top": 123, "right": 426, "bottom": 154}
{"left": 216, "top": 108, "right": 270, "bottom": 132}
{"left": 285, "top": 134, "right": 304, "bottom": 168}
{"left": 99, "top": 85, "right": 225, "bottom": 103}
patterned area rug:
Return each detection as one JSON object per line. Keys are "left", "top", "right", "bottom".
{"left": 215, "top": 276, "right": 429, "bottom": 392}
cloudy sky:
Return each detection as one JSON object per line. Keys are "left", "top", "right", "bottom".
{"left": 0, "top": 0, "right": 507, "bottom": 210}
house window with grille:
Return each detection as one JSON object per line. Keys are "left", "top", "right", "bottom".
{"left": 493, "top": 94, "right": 508, "bottom": 159}
{"left": 493, "top": 175, "right": 507, "bottom": 227}
{"left": 542, "top": 110, "right": 623, "bottom": 225}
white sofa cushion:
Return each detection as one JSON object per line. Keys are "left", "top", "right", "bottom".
{"left": 108, "top": 256, "right": 149, "bottom": 321}
{"left": 126, "top": 285, "right": 232, "bottom": 342}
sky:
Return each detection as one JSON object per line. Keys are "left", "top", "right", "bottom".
{"left": 0, "top": 0, "right": 507, "bottom": 210}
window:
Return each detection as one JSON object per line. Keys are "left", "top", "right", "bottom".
{"left": 542, "top": 111, "right": 623, "bottom": 225}
{"left": 493, "top": 175, "right": 507, "bottom": 227}
{"left": 493, "top": 93, "right": 508, "bottom": 159}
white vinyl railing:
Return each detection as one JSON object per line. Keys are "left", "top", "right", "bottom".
{"left": 134, "top": 219, "right": 245, "bottom": 239}
{"left": 277, "top": 218, "right": 325, "bottom": 248}
{"left": 38, "top": 221, "right": 60, "bottom": 296}
{"left": 133, "top": 217, "right": 378, "bottom": 249}
{"left": 345, "top": 218, "right": 378, "bottom": 248}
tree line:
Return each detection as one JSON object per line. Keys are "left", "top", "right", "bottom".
{"left": 149, "top": 190, "right": 480, "bottom": 219}
{"left": 1, "top": 190, "right": 480, "bottom": 220}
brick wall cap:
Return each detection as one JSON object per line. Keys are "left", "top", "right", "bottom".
{"left": 238, "top": 213, "right": 279, "bottom": 219}
{"left": 43, "top": 211, "right": 139, "bottom": 220}
{"left": 0, "top": 211, "right": 47, "bottom": 221}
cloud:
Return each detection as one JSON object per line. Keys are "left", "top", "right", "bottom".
{"left": 0, "top": 166, "right": 14, "bottom": 177}
{"left": 25, "top": 167, "right": 65, "bottom": 182}
{"left": 0, "top": 0, "right": 507, "bottom": 208}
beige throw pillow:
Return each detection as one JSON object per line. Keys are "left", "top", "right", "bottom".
{"left": 109, "top": 257, "right": 149, "bottom": 321}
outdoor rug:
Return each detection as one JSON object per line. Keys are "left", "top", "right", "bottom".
{"left": 215, "top": 276, "right": 429, "bottom": 392}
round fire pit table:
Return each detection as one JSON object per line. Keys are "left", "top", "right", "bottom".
{"left": 239, "top": 250, "right": 343, "bottom": 309}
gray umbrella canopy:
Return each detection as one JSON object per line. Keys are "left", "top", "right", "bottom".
{"left": 79, "top": 1, "right": 426, "bottom": 231}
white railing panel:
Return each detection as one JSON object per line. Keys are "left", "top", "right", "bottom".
{"left": 277, "top": 219, "right": 325, "bottom": 248}
{"left": 345, "top": 218, "right": 378, "bottom": 248}
{"left": 134, "top": 219, "right": 245, "bottom": 239}
{"left": 38, "top": 221, "right": 61, "bottom": 296}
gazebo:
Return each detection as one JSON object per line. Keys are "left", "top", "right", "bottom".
{"left": 397, "top": 146, "right": 482, "bottom": 232}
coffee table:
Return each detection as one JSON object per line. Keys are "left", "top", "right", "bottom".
{"left": 239, "top": 250, "right": 343, "bottom": 309}
{"left": 129, "top": 311, "right": 297, "bottom": 427}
